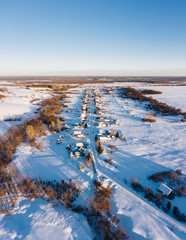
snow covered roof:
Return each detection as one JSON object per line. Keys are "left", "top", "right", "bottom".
{"left": 76, "top": 142, "right": 84, "bottom": 147}
{"left": 74, "top": 130, "right": 81, "bottom": 135}
{"left": 158, "top": 183, "right": 172, "bottom": 196}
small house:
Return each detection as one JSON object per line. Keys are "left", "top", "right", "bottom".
{"left": 98, "top": 122, "right": 107, "bottom": 127}
{"left": 76, "top": 142, "right": 84, "bottom": 148}
{"left": 74, "top": 130, "right": 82, "bottom": 136}
{"left": 77, "top": 134, "right": 85, "bottom": 139}
{"left": 98, "top": 129, "right": 105, "bottom": 135}
{"left": 98, "top": 136, "right": 111, "bottom": 142}
{"left": 158, "top": 183, "right": 173, "bottom": 196}
{"left": 81, "top": 113, "right": 86, "bottom": 120}
{"left": 79, "top": 164, "right": 86, "bottom": 170}
{"left": 75, "top": 151, "right": 80, "bottom": 157}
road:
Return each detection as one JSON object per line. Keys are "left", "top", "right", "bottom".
{"left": 88, "top": 87, "right": 186, "bottom": 234}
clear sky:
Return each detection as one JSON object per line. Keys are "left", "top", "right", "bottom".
{"left": 0, "top": 0, "right": 186, "bottom": 76}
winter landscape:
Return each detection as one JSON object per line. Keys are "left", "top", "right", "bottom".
{"left": 1, "top": 0, "right": 186, "bottom": 239}
{"left": 0, "top": 80, "right": 185, "bottom": 240}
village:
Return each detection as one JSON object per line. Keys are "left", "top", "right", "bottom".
{"left": 0, "top": 83, "right": 185, "bottom": 240}
{"left": 54, "top": 86, "right": 182, "bottom": 208}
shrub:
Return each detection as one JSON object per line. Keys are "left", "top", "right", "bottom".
{"left": 142, "top": 113, "right": 156, "bottom": 123}
{"left": 173, "top": 206, "right": 179, "bottom": 216}
{"left": 0, "top": 94, "right": 5, "bottom": 100}
{"left": 176, "top": 185, "right": 185, "bottom": 196}
{"left": 119, "top": 87, "right": 182, "bottom": 116}
{"left": 26, "top": 125, "right": 37, "bottom": 142}
{"left": 145, "top": 187, "right": 155, "bottom": 201}
{"left": 104, "top": 158, "right": 112, "bottom": 165}
{"left": 130, "top": 177, "right": 144, "bottom": 192}
{"left": 115, "top": 131, "right": 120, "bottom": 138}
{"left": 167, "top": 201, "right": 171, "bottom": 211}
{"left": 85, "top": 153, "right": 92, "bottom": 167}
{"left": 108, "top": 144, "right": 116, "bottom": 149}
{"left": 182, "top": 112, "right": 186, "bottom": 118}
{"left": 141, "top": 89, "right": 162, "bottom": 95}
{"left": 176, "top": 169, "right": 182, "bottom": 176}
{"left": 97, "top": 142, "right": 103, "bottom": 154}
{"left": 94, "top": 135, "right": 98, "bottom": 141}
{"left": 110, "top": 128, "right": 114, "bottom": 136}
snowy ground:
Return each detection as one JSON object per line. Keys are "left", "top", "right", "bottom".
{"left": 0, "top": 84, "right": 186, "bottom": 239}
{"left": 0, "top": 197, "right": 93, "bottom": 240}
{"left": 0, "top": 86, "right": 50, "bottom": 136}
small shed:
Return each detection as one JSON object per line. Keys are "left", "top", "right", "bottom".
{"left": 70, "top": 151, "right": 74, "bottom": 158}
{"left": 158, "top": 183, "right": 173, "bottom": 196}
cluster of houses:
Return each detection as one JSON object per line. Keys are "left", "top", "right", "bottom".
{"left": 94, "top": 89, "right": 106, "bottom": 115}
{"left": 96, "top": 117, "right": 119, "bottom": 128}
{"left": 66, "top": 89, "right": 92, "bottom": 170}
{"left": 67, "top": 141, "right": 87, "bottom": 158}
{"left": 80, "top": 89, "right": 90, "bottom": 122}
{"left": 93, "top": 89, "right": 119, "bottom": 128}
{"left": 97, "top": 129, "right": 112, "bottom": 141}
{"left": 97, "top": 129, "right": 120, "bottom": 142}
{"left": 73, "top": 130, "right": 85, "bottom": 139}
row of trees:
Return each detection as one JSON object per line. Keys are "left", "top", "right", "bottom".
{"left": 141, "top": 89, "right": 162, "bottom": 95}
{"left": 0, "top": 118, "right": 46, "bottom": 167}
{"left": 129, "top": 177, "right": 186, "bottom": 222}
{"left": 120, "top": 87, "right": 185, "bottom": 117}
{"left": 148, "top": 170, "right": 186, "bottom": 196}
{"left": 86, "top": 180, "right": 129, "bottom": 239}
{"left": 0, "top": 165, "right": 81, "bottom": 214}
{"left": 0, "top": 85, "right": 72, "bottom": 170}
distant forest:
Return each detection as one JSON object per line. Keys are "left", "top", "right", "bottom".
{"left": 0, "top": 76, "right": 186, "bottom": 85}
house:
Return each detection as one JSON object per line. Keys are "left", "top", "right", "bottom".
{"left": 158, "top": 183, "right": 173, "bottom": 196}
{"left": 98, "top": 136, "right": 111, "bottom": 142}
{"left": 73, "top": 124, "right": 84, "bottom": 129}
{"left": 75, "top": 151, "right": 80, "bottom": 157}
{"left": 82, "top": 105, "right": 87, "bottom": 110}
{"left": 98, "top": 118, "right": 106, "bottom": 122}
{"left": 74, "top": 149, "right": 86, "bottom": 157}
{"left": 76, "top": 142, "right": 84, "bottom": 148}
{"left": 79, "top": 164, "right": 86, "bottom": 170}
{"left": 98, "top": 122, "right": 107, "bottom": 127}
{"left": 77, "top": 134, "right": 85, "bottom": 139}
{"left": 81, "top": 113, "right": 86, "bottom": 118}
{"left": 74, "top": 130, "right": 82, "bottom": 136}
{"left": 98, "top": 129, "right": 105, "bottom": 136}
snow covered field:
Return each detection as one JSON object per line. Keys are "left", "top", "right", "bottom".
{"left": 0, "top": 86, "right": 50, "bottom": 136}
{"left": 0, "top": 83, "right": 185, "bottom": 239}
{"left": 139, "top": 85, "right": 186, "bottom": 112}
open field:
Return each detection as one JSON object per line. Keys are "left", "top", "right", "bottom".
{"left": 0, "top": 81, "right": 185, "bottom": 240}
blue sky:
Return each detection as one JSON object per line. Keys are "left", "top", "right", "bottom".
{"left": 0, "top": 0, "right": 186, "bottom": 76}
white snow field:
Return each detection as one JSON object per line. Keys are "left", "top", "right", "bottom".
{"left": 0, "top": 84, "right": 186, "bottom": 239}
{"left": 0, "top": 85, "right": 50, "bottom": 136}
{"left": 0, "top": 197, "right": 93, "bottom": 240}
